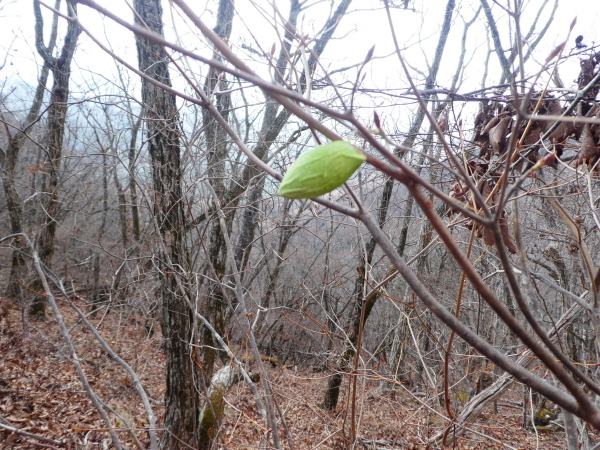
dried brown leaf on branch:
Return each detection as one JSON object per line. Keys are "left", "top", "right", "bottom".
{"left": 437, "top": 106, "right": 450, "bottom": 133}
{"left": 500, "top": 214, "right": 517, "bottom": 254}
{"left": 477, "top": 214, "right": 516, "bottom": 255}
{"left": 488, "top": 115, "right": 511, "bottom": 155}
{"left": 542, "top": 98, "right": 582, "bottom": 158}
{"left": 577, "top": 55, "right": 600, "bottom": 97}
{"left": 476, "top": 111, "right": 512, "bottom": 160}
{"left": 578, "top": 122, "right": 600, "bottom": 169}
{"left": 447, "top": 167, "right": 517, "bottom": 254}
{"left": 449, "top": 180, "right": 468, "bottom": 215}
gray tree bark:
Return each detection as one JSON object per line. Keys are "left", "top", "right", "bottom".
{"left": 201, "top": 0, "right": 236, "bottom": 382}
{"left": 0, "top": 0, "right": 58, "bottom": 300}
{"left": 31, "top": 0, "right": 81, "bottom": 316}
{"left": 133, "top": 1, "right": 198, "bottom": 448}
{"left": 128, "top": 116, "right": 142, "bottom": 242}
{"left": 91, "top": 152, "right": 108, "bottom": 313}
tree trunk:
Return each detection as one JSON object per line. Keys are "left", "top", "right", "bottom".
{"left": 198, "top": 365, "right": 259, "bottom": 450}
{"left": 128, "top": 116, "right": 142, "bottom": 242}
{"left": 0, "top": 1, "right": 59, "bottom": 299}
{"left": 200, "top": 0, "right": 236, "bottom": 381}
{"left": 112, "top": 154, "right": 129, "bottom": 250}
{"left": 91, "top": 153, "right": 108, "bottom": 314}
{"left": 133, "top": 1, "right": 197, "bottom": 448}
{"left": 31, "top": 1, "right": 81, "bottom": 316}
{"left": 200, "top": 2, "right": 351, "bottom": 379}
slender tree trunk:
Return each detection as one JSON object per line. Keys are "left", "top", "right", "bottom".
{"left": 91, "top": 153, "right": 108, "bottom": 314}
{"left": 198, "top": 365, "right": 259, "bottom": 450}
{"left": 133, "top": 1, "right": 197, "bottom": 448}
{"left": 128, "top": 116, "right": 142, "bottom": 242}
{"left": 31, "top": 1, "right": 81, "bottom": 316}
{"left": 2, "top": 144, "right": 29, "bottom": 299}
{"left": 0, "top": 1, "right": 60, "bottom": 299}
{"left": 112, "top": 154, "right": 129, "bottom": 249}
{"left": 201, "top": 0, "right": 236, "bottom": 381}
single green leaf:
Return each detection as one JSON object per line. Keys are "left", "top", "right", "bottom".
{"left": 278, "top": 141, "right": 366, "bottom": 199}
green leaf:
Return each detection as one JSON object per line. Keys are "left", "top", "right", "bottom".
{"left": 278, "top": 141, "right": 366, "bottom": 199}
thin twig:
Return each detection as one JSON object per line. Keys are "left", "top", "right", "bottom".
{"left": 0, "top": 421, "right": 64, "bottom": 446}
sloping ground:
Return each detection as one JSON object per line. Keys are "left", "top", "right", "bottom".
{"left": 0, "top": 296, "right": 579, "bottom": 449}
{"left": 0, "top": 296, "right": 162, "bottom": 449}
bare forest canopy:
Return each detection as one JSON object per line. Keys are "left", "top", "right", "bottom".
{"left": 3, "top": 0, "right": 600, "bottom": 449}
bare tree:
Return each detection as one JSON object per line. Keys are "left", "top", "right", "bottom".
{"left": 0, "top": 0, "right": 60, "bottom": 300}
{"left": 31, "top": 0, "right": 81, "bottom": 316}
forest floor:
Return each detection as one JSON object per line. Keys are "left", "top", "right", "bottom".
{"left": 0, "top": 295, "right": 590, "bottom": 449}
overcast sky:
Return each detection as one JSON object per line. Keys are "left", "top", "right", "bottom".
{"left": 1, "top": 0, "right": 599, "bottom": 126}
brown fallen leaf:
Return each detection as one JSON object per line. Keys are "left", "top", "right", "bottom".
{"left": 5, "top": 416, "right": 30, "bottom": 423}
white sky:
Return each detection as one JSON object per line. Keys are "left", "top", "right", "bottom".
{"left": 1, "top": 0, "right": 599, "bottom": 127}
